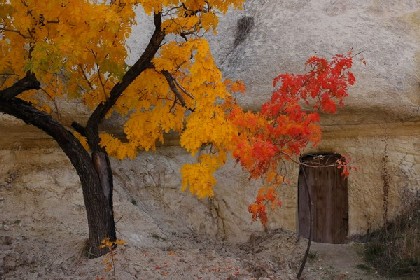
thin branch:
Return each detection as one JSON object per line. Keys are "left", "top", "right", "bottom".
{"left": 40, "top": 87, "right": 61, "bottom": 119}
{"left": 351, "top": 49, "right": 366, "bottom": 58}
{"left": 89, "top": 50, "right": 108, "bottom": 100}
{"left": 78, "top": 64, "right": 95, "bottom": 90}
{"left": 46, "top": 19, "right": 59, "bottom": 24}
{"left": 297, "top": 166, "right": 313, "bottom": 279}
{"left": 162, "top": 70, "right": 195, "bottom": 112}
{"left": 172, "top": 76, "right": 194, "bottom": 99}
{"left": 96, "top": 68, "right": 108, "bottom": 101}
{"left": 0, "top": 27, "right": 30, "bottom": 39}
{"left": 162, "top": 5, "right": 183, "bottom": 16}
{"left": 161, "top": 71, "right": 186, "bottom": 107}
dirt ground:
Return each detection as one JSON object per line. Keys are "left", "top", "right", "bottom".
{"left": 0, "top": 225, "right": 386, "bottom": 280}
{"left": 0, "top": 199, "right": 387, "bottom": 279}
{"left": 0, "top": 151, "right": 399, "bottom": 280}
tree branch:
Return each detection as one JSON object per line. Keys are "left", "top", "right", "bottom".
{"left": 161, "top": 70, "right": 195, "bottom": 112}
{"left": 0, "top": 27, "right": 30, "bottom": 39}
{"left": 172, "top": 75, "right": 195, "bottom": 100}
{"left": 0, "top": 72, "right": 40, "bottom": 100}
{"left": 297, "top": 167, "right": 313, "bottom": 279}
{"left": 72, "top": 122, "right": 87, "bottom": 137}
{"left": 85, "top": 12, "right": 165, "bottom": 149}
{"left": 162, "top": 71, "right": 186, "bottom": 106}
{"left": 0, "top": 97, "right": 92, "bottom": 172}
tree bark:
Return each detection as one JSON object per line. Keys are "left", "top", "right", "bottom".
{"left": 89, "top": 149, "right": 117, "bottom": 257}
{"left": 0, "top": 97, "right": 116, "bottom": 258}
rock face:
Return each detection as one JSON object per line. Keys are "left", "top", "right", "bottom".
{"left": 210, "top": 0, "right": 420, "bottom": 113}
{"left": 1, "top": 0, "right": 419, "bottom": 242}
{"left": 207, "top": 0, "right": 420, "bottom": 237}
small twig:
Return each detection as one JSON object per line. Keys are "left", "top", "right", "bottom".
{"left": 115, "top": 216, "right": 123, "bottom": 225}
{"left": 89, "top": 50, "right": 108, "bottom": 101}
{"left": 0, "top": 27, "right": 30, "bottom": 39}
{"left": 40, "top": 88, "right": 61, "bottom": 118}
{"left": 0, "top": 73, "right": 19, "bottom": 77}
{"left": 172, "top": 77, "right": 194, "bottom": 99}
{"left": 78, "top": 64, "right": 95, "bottom": 90}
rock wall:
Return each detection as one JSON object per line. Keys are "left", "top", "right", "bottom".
{"left": 210, "top": 0, "right": 420, "bottom": 113}
{"left": 207, "top": 0, "right": 420, "bottom": 236}
{"left": 1, "top": 124, "right": 418, "bottom": 242}
{"left": 1, "top": 0, "right": 419, "bottom": 242}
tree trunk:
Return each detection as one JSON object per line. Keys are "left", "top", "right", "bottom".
{"left": 0, "top": 98, "right": 116, "bottom": 258}
{"left": 86, "top": 150, "right": 117, "bottom": 258}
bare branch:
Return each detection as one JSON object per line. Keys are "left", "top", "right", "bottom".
{"left": 71, "top": 122, "right": 87, "bottom": 137}
{"left": 0, "top": 71, "right": 40, "bottom": 100}
{"left": 39, "top": 87, "right": 61, "bottom": 119}
{"left": 161, "top": 70, "right": 195, "bottom": 112}
{"left": 161, "top": 71, "right": 186, "bottom": 107}
{"left": 89, "top": 50, "right": 108, "bottom": 100}
{"left": 85, "top": 12, "right": 165, "bottom": 149}
{"left": 0, "top": 27, "right": 30, "bottom": 39}
{"left": 78, "top": 64, "right": 95, "bottom": 90}
{"left": 172, "top": 76, "right": 194, "bottom": 100}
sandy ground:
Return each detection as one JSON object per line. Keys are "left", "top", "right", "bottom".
{"left": 0, "top": 150, "right": 388, "bottom": 280}
{"left": 0, "top": 224, "right": 384, "bottom": 280}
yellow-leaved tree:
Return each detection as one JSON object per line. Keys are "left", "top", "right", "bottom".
{"left": 0, "top": 0, "right": 244, "bottom": 258}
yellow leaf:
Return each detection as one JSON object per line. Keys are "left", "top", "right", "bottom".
{"left": 201, "top": 12, "right": 219, "bottom": 32}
